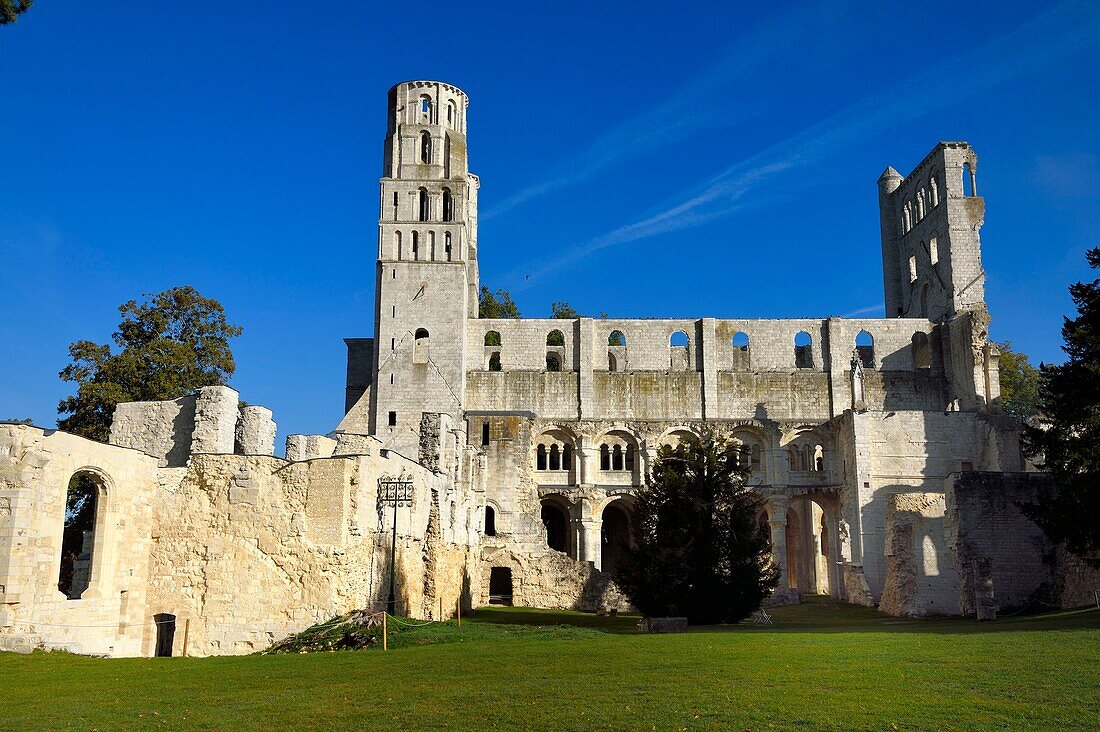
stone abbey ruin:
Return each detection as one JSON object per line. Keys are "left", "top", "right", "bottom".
{"left": 2, "top": 80, "right": 1095, "bottom": 657}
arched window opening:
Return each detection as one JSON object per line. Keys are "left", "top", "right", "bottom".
{"left": 413, "top": 328, "right": 430, "bottom": 364}
{"left": 909, "top": 254, "right": 918, "bottom": 283}
{"left": 929, "top": 236, "right": 939, "bottom": 266}
{"left": 608, "top": 353, "right": 618, "bottom": 372}
{"left": 484, "top": 506, "right": 497, "bottom": 537}
{"left": 562, "top": 445, "right": 573, "bottom": 470}
{"left": 608, "top": 330, "right": 626, "bottom": 346}
{"left": 788, "top": 447, "right": 799, "bottom": 472}
{"left": 903, "top": 202, "right": 912, "bottom": 233}
{"left": 920, "top": 284, "right": 931, "bottom": 319}
{"left": 855, "top": 330, "right": 875, "bottom": 368}
{"left": 600, "top": 444, "right": 611, "bottom": 471}
{"left": 912, "top": 331, "right": 931, "bottom": 370}
{"left": 732, "top": 331, "right": 750, "bottom": 369}
{"left": 547, "top": 329, "right": 565, "bottom": 346}
{"left": 418, "top": 187, "right": 430, "bottom": 221}
{"left": 392, "top": 191, "right": 398, "bottom": 220}
{"left": 394, "top": 230, "right": 402, "bottom": 260}
{"left": 962, "top": 162, "right": 975, "bottom": 197}
{"left": 536, "top": 444, "right": 547, "bottom": 471}
{"left": 429, "top": 231, "right": 436, "bottom": 261}
{"left": 445, "top": 232, "right": 453, "bottom": 261}
{"left": 420, "top": 95, "right": 432, "bottom": 117}
{"left": 612, "top": 444, "right": 624, "bottom": 471}
{"left": 917, "top": 190, "right": 926, "bottom": 220}
{"left": 58, "top": 472, "right": 101, "bottom": 600}
{"left": 485, "top": 330, "right": 501, "bottom": 347}
{"left": 412, "top": 232, "right": 419, "bottom": 261}
{"left": 420, "top": 130, "right": 432, "bottom": 163}
{"left": 670, "top": 330, "right": 690, "bottom": 371}
{"left": 482, "top": 421, "right": 490, "bottom": 446}
{"left": 546, "top": 352, "right": 562, "bottom": 372}
{"left": 446, "top": 101, "right": 456, "bottom": 128}
{"left": 549, "top": 444, "right": 561, "bottom": 471}
{"left": 488, "top": 352, "right": 502, "bottom": 371}
{"left": 442, "top": 188, "right": 454, "bottom": 222}
{"left": 794, "top": 331, "right": 814, "bottom": 369}
{"left": 541, "top": 502, "right": 569, "bottom": 554}
{"left": 814, "top": 444, "right": 824, "bottom": 472}
{"left": 601, "top": 503, "right": 631, "bottom": 576}
{"left": 625, "top": 444, "right": 635, "bottom": 471}
{"left": 930, "top": 176, "right": 939, "bottom": 207}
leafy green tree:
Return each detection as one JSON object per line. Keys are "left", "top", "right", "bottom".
{"left": 479, "top": 286, "right": 520, "bottom": 347}
{"left": 58, "top": 286, "right": 243, "bottom": 442}
{"left": 1024, "top": 247, "right": 1100, "bottom": 565}
{"left": 996, "top": 341, "right": 1040, "bottom": 419}
{"left": 617, "top": 431, "right": 779, "bottom": 624}
{"left": 0, "top": 0, "right": 32, "bottom": 25}
{"left": 550, "top": 301, "right": 581, "bottom": 319}
{"left": 478, "top": 285, "right": 521, "bottom": 319}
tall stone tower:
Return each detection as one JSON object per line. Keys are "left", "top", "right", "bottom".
{"left": 369, "top": 80, "right": 479, "bottom": 456}
{"left": 878, "top": 142, "right": 985, "bottom": 321}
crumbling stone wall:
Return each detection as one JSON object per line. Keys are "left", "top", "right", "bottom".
{"left": 946, "top": 471, "right": 1064, "bottom": 615}
{"left": 880, "top": 492, "right": 959, "bottom": 616}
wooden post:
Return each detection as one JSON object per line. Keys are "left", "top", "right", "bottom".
{"left": 182, "top": 618, "right": 190, "bottom": 657}
{"left": 382, "top": 612, "right": 388, "bottom": 651}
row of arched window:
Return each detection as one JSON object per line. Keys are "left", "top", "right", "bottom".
{"left": 417, "top": 94, "right": 460, "bottom": 130}
{"left": 536, "top": 443, "right": 574, "bottom": 471}
{"left": 600, "top": 443, "right": 635, "bottom": 471}
{"left": 480, "top": 329, "right": 883, "bottom": 371}
{"left": 901, "top": 173, "right": 941, "bottom": 234}
{"left": 413, "top": 187, "right": 456, "bottom": 222}
{"left": 393, "top": 230, "right": 454, "bottom": 261}
{"left": 788, "top": 443, "right": 825, "bottom": 472}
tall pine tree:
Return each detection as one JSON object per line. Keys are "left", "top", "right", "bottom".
{"left": 1025, "top": 247, "right": 1100, "bottom": 565}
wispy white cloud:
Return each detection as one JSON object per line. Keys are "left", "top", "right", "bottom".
{"left": 482, "top": 3, "right": 850, "bottom": 220}
{"left": 839, "top": 304, "right": 885, "bottom": 318}
{"left": 508, "top": 0, "right": 1100, "bottom": 290}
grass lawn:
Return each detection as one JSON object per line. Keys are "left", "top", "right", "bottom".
{"left": 2, "top": 597, "right": 1098, "bottom": 731}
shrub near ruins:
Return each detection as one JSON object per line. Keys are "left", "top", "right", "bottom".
{"left": 616, "top": 431, "right": 779, "bottom": 624}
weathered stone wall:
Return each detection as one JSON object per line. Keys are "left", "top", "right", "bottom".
{"left": 0, "top": 425, "right": 158, "bottom": 656}
{"left": 880, "top": 492, "right": 959, "bottom": 616}
{"left": 946, "top": 472, "right": 1055, "bottom": 615}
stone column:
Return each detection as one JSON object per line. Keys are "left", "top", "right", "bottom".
{"left": 580, "top": 518, "right": 602, "bottom": 569}
{"left": 579, "top": 445, "right": 599, "bottom": 487}
{"left": 766, "top": 495, "right": 790, "bottom": 590}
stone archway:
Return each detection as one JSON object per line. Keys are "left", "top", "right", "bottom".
{"left": 600, "top": 501, "right": 631, "bottom": 576}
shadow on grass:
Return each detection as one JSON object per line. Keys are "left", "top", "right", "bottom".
{"left": 467, "top": 606, "right": 641, "bottom": 634}
{"left": 469, "top": 596, "right": 1100, "bottom": 637}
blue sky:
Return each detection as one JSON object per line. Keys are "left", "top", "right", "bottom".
{"left": 2, "top": 1, "right": 1098, "bottom": 447}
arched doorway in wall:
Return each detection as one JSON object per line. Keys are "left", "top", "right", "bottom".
{"left": 785, "top": 506, "right": 802, "bottom": 591}
{"left": 601, "top": 501, "right": 632, "bottom": 575}
{"left": 488, "top": 567, "right": 513, "bottom": 606}
{"left": 58, "top": 471, "right": 104, "bottom": 599}
{"left": 154, "top": 614, "right": 177, "bottom": 657}
{"left": 540, "top": 499, "right": 571, "bottom": 557}
{"left": 785, "top": 495, "right": 837, "bottom": 595}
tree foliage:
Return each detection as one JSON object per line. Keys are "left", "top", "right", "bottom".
{"left": 996, "top": 341, "right": 1040, "bottom": 419}
{"left": 478, "top": 285, "right": 521, "bottom": 319}
{"left": 0, "top": 0, "right": 31, "bottom": 25}
{"left": 57, "top": 286, "right": 243, "bottom": 442}
{"left": 616, "top": 432, "right": 779, "bottom": 624}
{"left": 1024, "top": 247, "right": 1100, "bottom": 565}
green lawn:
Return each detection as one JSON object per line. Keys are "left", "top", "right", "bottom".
{"left": 2, "top": 597, "right": 1098, "bottom": 731}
